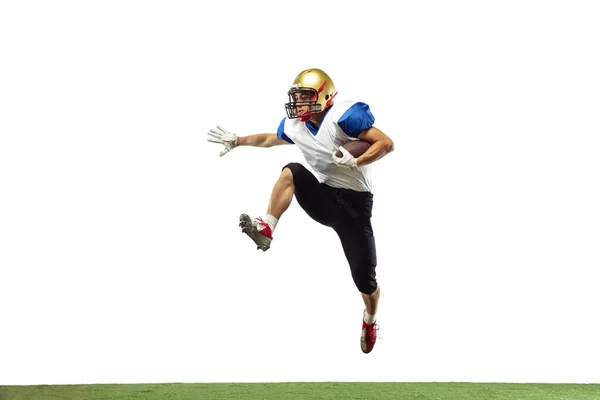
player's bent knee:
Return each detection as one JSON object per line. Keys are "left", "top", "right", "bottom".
{"left": 282, "top": 162, "right": 303, "bottom": 176}
{"left": 278, "top": 165, "right": 294, "bottom": 187}
{"left": 282, "top": 162, "right": 306, "bottom": 185}
{"left": 353, "top": 270, "right": 378, "bottom": 295}
{"left": 356, "top": 282, "right": 377, "bottom": 295}
{"left": 280, "top": 165, "right": 293, "bottom": 178}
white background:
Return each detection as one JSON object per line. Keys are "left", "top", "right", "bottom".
{"left": 1, "top": 0, "right": 599, "bottom": 386}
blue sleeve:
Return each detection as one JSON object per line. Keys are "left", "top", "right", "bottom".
{"left": 337, "top": 102, "right": 375, "bottom": 138}
{"left": 277, "top": 117, "right": 294, "bottom": 144}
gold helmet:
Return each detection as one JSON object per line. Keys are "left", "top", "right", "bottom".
{"left": 285, "top": 68, "right": 338, "bottom": 121}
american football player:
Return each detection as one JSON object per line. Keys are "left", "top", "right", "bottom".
{"left": 207, "top": 68, "right": 394, "bottom": 354}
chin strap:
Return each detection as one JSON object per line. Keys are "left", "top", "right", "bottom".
{"left": 299, "top": 113, "right": 312, "bottom": 122}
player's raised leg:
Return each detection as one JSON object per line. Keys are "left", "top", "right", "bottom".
{"left": 239, "top": 167, "right": 295, "bottom": 251}
{"left": 266, "top": 166, "right": 295, "bottom": 219}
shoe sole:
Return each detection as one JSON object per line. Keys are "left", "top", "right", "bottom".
{"left": 239, "top": 213, "right": 271, "bottom": 251}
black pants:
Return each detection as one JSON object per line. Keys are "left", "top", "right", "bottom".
{"left": 284, "top": 163, "right": 378, "bottom": 294}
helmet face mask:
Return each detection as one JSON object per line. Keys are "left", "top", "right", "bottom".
{"left": 285, "top": 87, "right": 321, "bottom": 120}
{"left": 284, "top": 68, "right": 337, "bottom": 122}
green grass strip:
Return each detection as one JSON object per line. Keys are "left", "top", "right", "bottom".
{"left": 1, "top": 382, "right": 599, "bottom": 400}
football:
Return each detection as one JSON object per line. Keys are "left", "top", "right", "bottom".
{"left": 336, "top": 140, "right": 371, "bottom": 158}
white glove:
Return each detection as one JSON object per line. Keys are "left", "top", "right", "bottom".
{"left": 207, "top": 125, "right": 238, "bottom": 157}
{"left": 332, "top": 146, "right": 358, "bottom": 170}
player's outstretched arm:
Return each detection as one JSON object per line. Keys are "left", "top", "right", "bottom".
{"left": 207, "top": 125, "right": 289, "bottom": 157}
{"left": 356, "top": 127, "right": 394, "bottom": 167}
{"left": 236, "top": 134, "right": 290, "bottom": 148}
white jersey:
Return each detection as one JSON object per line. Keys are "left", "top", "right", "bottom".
{"left": 277, "top": 100, "right": 374, "bottom": 193}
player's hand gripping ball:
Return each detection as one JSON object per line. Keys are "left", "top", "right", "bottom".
{"left": 332, "top": 140, "right": 371, "bottom": 170}
{"left": 335, "top": 140, "right": 371, "bottom": 158}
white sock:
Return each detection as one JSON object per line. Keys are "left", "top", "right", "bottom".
{"left": 263, "top": 214, "right": 278, "bottom": 232}
{"left": 364, "top": 310, "right": 377, "bottom": 325}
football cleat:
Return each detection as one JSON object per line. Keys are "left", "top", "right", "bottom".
{"left": 239, "top": 213, "right": 273, "bottom": 252}
{"left": 361, "top": 319, "right": 379, "bottom": 354}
